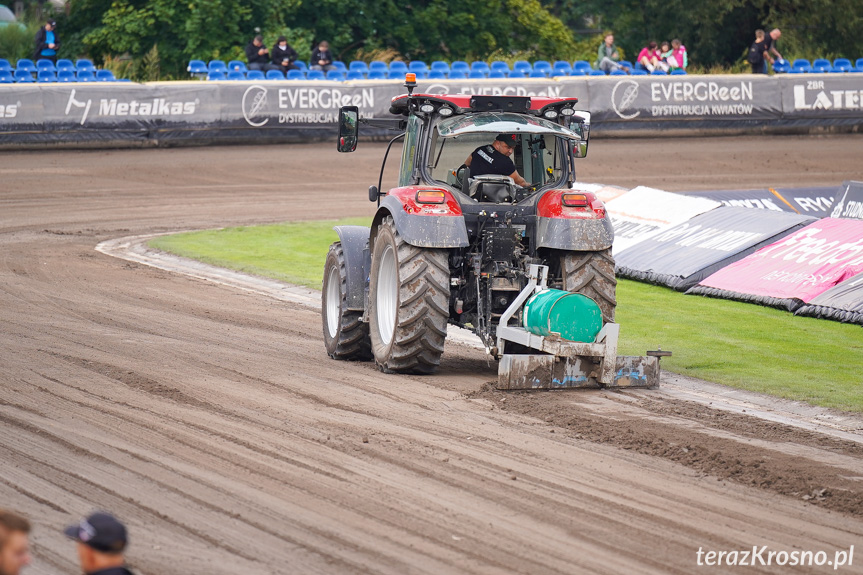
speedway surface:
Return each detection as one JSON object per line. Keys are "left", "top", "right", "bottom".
{"left": 2, "top": 135, "right": 863, "bottom": 574}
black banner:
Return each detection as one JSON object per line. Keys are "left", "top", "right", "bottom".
{"left": 796, "top": 273, "right": 863, "bottom": 325}
{"left": 828, "top": 181, "right": 863, "bottom": 220}
{"left": 615, "top": 206, "right": 815, "bottom": 290}
{"left": 681, "top": 186, "right": 838, "bottom": 217}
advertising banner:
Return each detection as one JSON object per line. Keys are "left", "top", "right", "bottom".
{"left": 615, "top": 207, "right": 815, "bottom": 290}
{"left": 680, "top": 186, "right": 838, "bottom": 217}
{"left": 604, "top": 186, "right": 720, "bottom": 254}
{"left": 828, "top": 181, "right": 863, "bottom": 220}
{"left": 781, "top": 75, "right": 863, "bottom": 120}
{"left": 0, "top": 86, "right": 44, "bottom": 142}
{"left": 687, "top": 218, "right": 863, "bottom": 310}
{"left": 796, "top": 272, "right": 863, "bottom": 325}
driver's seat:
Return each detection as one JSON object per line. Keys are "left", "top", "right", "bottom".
{"left": 469, "top": 175, "right": 516, "bottom": 203}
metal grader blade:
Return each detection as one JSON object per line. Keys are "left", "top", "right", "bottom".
{"left": 494, "top": 264, "right": 670, "bottom": 390}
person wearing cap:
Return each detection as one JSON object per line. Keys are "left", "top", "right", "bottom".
{"left": 64, "top": 512, "right": 134, "bottom": 575}
{"left": 463, "top": 134, "right": 529, "bottom": 187}
{"left": 33, "top": 18, "right": 60, "bottom": 64}
{"left": 0, "top": 509, "right": 31, "bottom": 575}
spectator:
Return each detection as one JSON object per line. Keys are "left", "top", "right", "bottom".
{"left": 663, "top": 38, "right": 687, "bottom": 72}
{"left": 33, "top": 18, "right": 60, "bottom": 64}
{"left": 748, "top": 29, "right": 769, "bottom": 74}
{"left": 0, "top": 509, "right": 31, "bottom": 575}
{"left": 245, "top": 35, "right": 279, "bottom": 72}
{"left": 271, "top": 36, "right": 299, "bottom": 73}
{"left": 763, "top": 28, "right": 783, "bottom": 73}
{"left": 595, "top": 33, "right": 627, "bottom": 73}
{"left": 463, "top": 134, "right": 529, "bottom": 187}
{"left": 64, "top": 512, "right": 135, "bottom": 575}
{"left": 637, "top": 41, "right": 667, "bottom": 72}
{"left": 310, "top": 41, "right": 334, "bottom": 72}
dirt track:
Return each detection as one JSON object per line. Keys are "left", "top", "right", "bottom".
{"left": 2, "top": 135, "right": 863, "bottom": 575}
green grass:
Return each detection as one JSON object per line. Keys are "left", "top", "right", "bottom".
{"left": 150, "top": 220, "right": 863, "bottom": 412}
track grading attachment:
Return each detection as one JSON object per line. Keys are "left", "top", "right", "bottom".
{"left": 495, "top": 264, "right": 669, "bottom": 390}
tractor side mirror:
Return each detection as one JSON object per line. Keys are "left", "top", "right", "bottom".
{"left": 337, "top": 106, "right": 359, "bottom": 153}
{"left": 568, "top": 111, "right": 590, "bottom": 158}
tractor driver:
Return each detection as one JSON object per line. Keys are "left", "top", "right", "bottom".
{"left": 463, "top": 134, "right": 529, "bottom": 188}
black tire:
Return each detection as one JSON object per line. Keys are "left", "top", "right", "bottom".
{"left": 368, "top": 216, "right": 450, "bottom": 374}
{"left": 322, "top": 242, "right": 372, "bottom": 361}
{"left": 560, "top": 248, "right": 617, "bottom": 323}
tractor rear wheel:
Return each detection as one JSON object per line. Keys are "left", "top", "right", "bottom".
{"left": 560, "top": 248, "right": 617, "bottom": 323}
{"left": 368, "top": 216, "right": 450, "bottom": 374}
{"left": 322, "top": 242, "right": 372, "bottom": 360}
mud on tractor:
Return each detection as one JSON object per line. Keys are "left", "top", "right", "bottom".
{"left": 323, "top": 76, "right": 668, "bottom": 389}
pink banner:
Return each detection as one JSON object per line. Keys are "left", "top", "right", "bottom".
{"left": 696, "top": 218, "right": 863, "bottom": 302}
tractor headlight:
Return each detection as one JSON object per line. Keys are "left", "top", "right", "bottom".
{"left": 543, "top": 109, "right": 558, "bottom": 119}
{"left": 560, "top": 107, "right": 575, "bottom": 116}
{"left": 420, "top": 103, "right": 435, "bottom": 113}
{"left": 438, "top": 106, "right": 453, "bottom": 116}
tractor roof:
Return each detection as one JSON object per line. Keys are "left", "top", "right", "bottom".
{"left": 389, "top": 93, "right": 580, "bottom": 118}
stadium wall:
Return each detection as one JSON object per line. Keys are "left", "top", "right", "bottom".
{"left": 0, "top": 75, "right": 861, "bottom": 148}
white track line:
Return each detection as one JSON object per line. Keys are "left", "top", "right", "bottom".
{"left": 97, "top": 234, "right": 863, "bottom": 444}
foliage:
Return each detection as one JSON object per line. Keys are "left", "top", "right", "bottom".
{"left": 0, "top": 20, "right": 36, "bottom": 61}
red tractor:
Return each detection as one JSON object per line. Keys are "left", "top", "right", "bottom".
{"left": 323, "top": 77, "right": 664, "bottom": 388}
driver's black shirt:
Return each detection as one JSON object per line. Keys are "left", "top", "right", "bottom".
{"left": 469, "top": 145, "right": 515, "bottom": 178}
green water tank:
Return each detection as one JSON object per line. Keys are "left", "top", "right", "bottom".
{"left": 523, "top": 289, "right": 603, "bottom": 343}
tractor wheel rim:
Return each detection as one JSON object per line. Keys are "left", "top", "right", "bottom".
{"left": 325, "top": 264, "right": 340, "bottom": 338}
{"left": 377, "top": 244, "right": 397, "bottom": 345}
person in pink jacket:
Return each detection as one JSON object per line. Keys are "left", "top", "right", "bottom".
{"left": 667, "top": 38, "right": 688, "bottom": 71}
{"left": 637, "top": 41, "right": 666, "bottom": 72}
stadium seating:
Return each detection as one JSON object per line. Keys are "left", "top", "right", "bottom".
{"left": 552, "top": 61, "right": 572, "bottom": 76}
{"left": 96, "top": 69, "right": 116, "bottom": 81}
{"left": 450, "top": 61, "right": 469, "bottom": 74}
{"left": 332, "top": 61, "right": 347, "bottom": 72}
{"left": 529, "top": 70, "right": 547, "bottom": 78}
{"left": 0, "top": 59, "right": 11, "bottom": 72}
{"left": 570, "top": 68, "right": 587, "bottom": 76}
{"left": 409, "top": 61, "right": 429, "bottom": 77}
{"left": 448, "top": 71, "right": 467, "bottom": 79}
{"left": 307, "top": 70, "right": 325, "bottom": 80}
{"left": 811, "top": 58, "right": 832, "bottom": 73}
{"left": 246, "top": 70, "right": 265, "bottom": 80}
{"left": 630, "top": 69, "right": 648, "bottom": 76}
{"left": 425, "top": 70, "right": 446, "bottom": 79}
{"left": 0, "top": 69, "right": 14, "bottom": 83}
{"left": 468, "top": 70, "right": 487, "bottom": 79}
{"left": 37, "top": 70, "right": 56, "bottom": 82}
{"left": 326, "top": 70, "right": 345, "bottom": 81}
{"left": 855, "top": 58, "right": 863, "bottom": 72}
{"left": 206, "top": 71, "right": 227, "bottom": 80}
{"left": 610, "top": 69, "right": 627, "bottom": 76}
{"left": 619, "top": 60, "right": 634, "bottom": 71}
{"left": 489, "top": 70, "right": 507, "bottom": 78}
{"left": 389, "top": 61, "right": 408, "bottom": 74}
{"left": 294, "top": 61, "right": 308, "bottom": 71}
{"left": 670, "top": 68, "right": 687, "bottom": 75}
{"left": 227, "top": 60, "right": 247, "bottom": 72}
{"left": 507, "top": 70, "right": 526, "bottom": 78}
{"left": 287, "top": 69, "right": 305, "bottom": 80}
{"left": 76, "top": 59, "right": 95, "bottom": 73}
{"left": 791, "top": 59, "right": 811, "bottom": 73}
{"left": 772, "top": 59, "right": 791, "bottom": 73}
{"left": 650, "top": 69, "right": 667, "bottom": 75}
{"left": 367, "top": 70, "right": 387, "bottom": 79}
{"left": 590, "top": 69, "right": 607, "bottom": 75}
{"left": 387, "top": 70, "right": 405, "bottom": 79}
{"left": 490, "top": 61, "right": 510, "bottom": 73}
{"left": 512, "top": 60, "right": 531, "bottom": 74}
{"left": 36, "top": 59, "right": 56, "bottom": 73}
{"left": 57, "top": 70, "right": 76, "bottom": 83}
{"left": 369, "top": 61, "right": 388, "bottom": 73}
{"left": 226, "top": 71, "right": 246, "bottom": 80}
{"left": 265, "top": 69, "right": 285, "bottom": 80}
{"left": 208, "top": 60, "right": 228, "bottom": 74}
{"left": 832, "top": 58, "right": 852, "bottom": 73}
{"left": 77, "top": 71, "right": 96, "bottom": 82}
{"left": 345, "top": 70, "right": 365, "bottom": 80}
{"left": 187, "top": 59, "right": 207, "bottom": 74}
{"left": 532, "top": 60, "right": 552, "bottom": 75}
{"left": 430, "top": 61, "right": 450, "bottom": 74}
{"left": 16, "top": 59, "right": 35, "bottom": 73}
{"left": 470, "top": 61, "right": 490, "bottom": 75}
{"left": 573, "top": 60, "right": 592, "bottom": 73}
{"left": 13, "top": 69, "right": 33, "bottom": 82}
{"left": 56, "top": 59, "right": 75, "bottom": 72}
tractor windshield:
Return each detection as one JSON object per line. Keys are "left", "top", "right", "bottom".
{"left": 427, "top": 112, "right": 581, "bottom": 191}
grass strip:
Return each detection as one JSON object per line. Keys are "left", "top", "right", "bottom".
{"left": 150, "top": 220, "right": 863, "bottom": 412}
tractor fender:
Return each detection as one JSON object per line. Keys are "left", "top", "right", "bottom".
{"left": 372, "top": 193, "right": 470, "bottom": 249}
{"left": 333, "top": 225, "right": 371, "bottom": 311}
{"left": 536, "top": 217, "right": 614, "bottom": 251}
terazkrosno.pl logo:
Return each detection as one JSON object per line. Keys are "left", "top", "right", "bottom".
{"left": 611, "top": 79, "right": 640, "bottom": 119}
{"left": 242, "top": 85, "right": 269, "bottom": 127}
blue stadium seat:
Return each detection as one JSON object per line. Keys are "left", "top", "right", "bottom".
{"left": 630, "top": 69, "right": 648, "bottom": 76}
{"left": 227, "top": 60, "right": 247, "bottom": 72}
{"left": 332, "top": 61, "right": 347, "bottom": 72}
{"left": 208, "top": 60, "right": 227, "bottom": 73}
{"left": 573, "top": 60, "right": 592, "bottom": 73}
{"left": 427, "top": 70, "right": 447, "bottom": 79}
{"left": 490, "top": 61, "right": 510, "bottom": 73}
{"left": 76, "top": 70, "right": 95, "bottom": 82}
{"left": 387, "top": 70, "right": 406, "bottom": 79}
{"left": 286, "top": 69, "right": 305, "bottom": 80}
{"left": 294, "top": 61, "right": 308, "bottom": 71}
{"left": 468, "top": 70, "right": 487, "bottom": 79}
{"left": 207, "top": 71, "right": 227, "bottom": 80}
{"left": 448, "top": 70, "right": 467, "bottom": 79}
{"left": 552, "top": 61, "right": 572, "bottom": 76}
{"left": 670, "top": 68, "right": 687, "bottom": 75}
{"left": 327, "top": 70, "right": 345, "bottom": 81}
{"left": 772, "top": 59, "right": 790, "bottom": 73}
{"left": 532, "top": 61, "right": 552, "bottom": 75}
{"left": 37, "top": 70, "right": 56, "bottom": 82}
{"left": 832, "top": 58, "right": 852, "bottom": 73}
{"left": 345, "top": 70, "right": 365, "bottom": 80}
{"left": 307, "top": 70, "right": 325, "bottom": 80}
{"left": 76, "top": 59, "right": 95, "bottom": 73}
{"left": 619, "top": 60, "right": 634, "bottom": 71}
{"left": 408, "top": 61, "right": 429, "bottom": 76}
{"left": 16, "top": 59, "right": 35, "bottom": 73}
{"left": 96, "top": 69, "right": 116, "bottom": 81}
{"left": 450, "top": 60, "right": 469, "bottom": 74}
{"left": 811, "top": 58, "right": 832, "bottom": 73}
{"left": 0, "top": 70, "right": 14, "bottom": 83}
{"left": 855, "top": 58, "right": 863, "bottom": 72}
{"left": 369, "top": 60, "right": 388, "bottom": 73}
{"left": 57, "top": 70, "right": 76, "bottom": 82}
{"left": 389, "top": 61, "right": 408, "bottom": 74}
{"left": 529, "top": 70, "right": 547, "bottom": 78}
{"left": 791, "top": 59, "right": 811, "bottom": 73}
{"left": 14, "top": 70, "right": 34, "bottom": 82}
{"left": 430, "top": 61, "right": 450, "bottom": 74}
{"left": 610, "top": 69, "right": 627, "bottom": 76}
{"left": 569, "top": 68, "right": 587, "bottom": 76}
{"left": 488, "top": 70, "right": 507, "bottom": 79}
{"left": 349, "top": 60, "right": 368, "bottom": 71}
{"left": 650, "top": 68, "right": 667, "bottom": 75}
{"left": 470, "top": 61, "right": 490, "bottom": 75}
{"left": 507, "top": 70, "right": 526, "bottom": 78}
{"left": 367, "top": 70, "right": 387, "bottom": 79}
{"left": 0, "top": 59, "right": 12, "bottom": 72}
{"left": 56, "top": 59, "right": 75, "bottom": 72}
{"left": 187, "top": 59, "right": 207, "bottom": 74}
{"left": 590, "top": 69, "right": 607, "bottom": 75}
{"left": 513, "top": 60, "right": 531, "bottom": 74}
{"left": 227, "top": 71, "right": 246, "bottom": 80}
{"left": 36, "top": 59, "right": 56, "bottom": 73}
{"left": 265, "top": 69, "right": 285, "bottom": 80}
{"left": 246, "top": 70, "right": 265, "bottom": 80}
